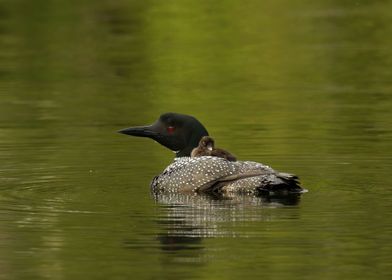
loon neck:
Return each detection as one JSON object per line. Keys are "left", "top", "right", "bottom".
{"left": 176, "top": 136, "right": 205, "bottom": 157}
{"left": 176, "top": 147, "right": 194, "bottom": 157}
{"left": 176, "top": 123, "right": 208, "bottom": 157}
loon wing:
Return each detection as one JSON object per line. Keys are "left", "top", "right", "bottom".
{"left": 197, "top": 170, "right": 270, "bottom": 193}
{"left": 213, "top": 171, "right": 302, "bottom": 195}
{"left": 198, "top": 161, "right": 301, "bottom": 195}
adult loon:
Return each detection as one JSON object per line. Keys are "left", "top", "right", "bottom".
{"left": 192, "top": 136, "right": 237, "bottom": 162}
{"left": 119, "top": 112, "right": 305, "bottom": 195}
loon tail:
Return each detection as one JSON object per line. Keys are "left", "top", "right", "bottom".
{"left": 257, "top": 172, "right": 304, "bottom": 195}
{"left": 198, "top": 170, "right": 304, "bottom": 196}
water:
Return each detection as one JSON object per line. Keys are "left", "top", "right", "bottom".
{"left": 0, "top": 0, "right": 392, "bottom": 279}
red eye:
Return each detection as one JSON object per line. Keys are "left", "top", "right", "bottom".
{"left": 167, "top": 126, "right": 175, "bottom": 134}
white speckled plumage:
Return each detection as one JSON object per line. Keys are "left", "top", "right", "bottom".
{"left": 151, "top": 156, "right": 302, "bottom": 195}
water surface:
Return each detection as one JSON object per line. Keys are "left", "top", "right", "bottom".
{"left": 0, "top": 1, "right": 391, "bottom": 279}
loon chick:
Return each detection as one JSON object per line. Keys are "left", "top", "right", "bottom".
{"left": 119, "top": 112, "right": 305, "bottom": 195}
{"left": 191, "top": 136, "right": 237, "bottom": 162}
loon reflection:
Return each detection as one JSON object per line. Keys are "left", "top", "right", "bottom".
{"left": 153, "top": 192, "right": 301, "bottom": 242}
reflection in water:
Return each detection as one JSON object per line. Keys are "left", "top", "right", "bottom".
{"left": 152, "top": 193, "right": 301, "bottom": 267}
{"left": 154, "top": 193, "right": 301, "bottom": 243}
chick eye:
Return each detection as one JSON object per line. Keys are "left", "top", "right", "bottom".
{"left": 167, "top": 126, "right": 175, "bottom": 134}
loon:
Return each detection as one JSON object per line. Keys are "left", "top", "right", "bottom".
{"left": 192, "top": 136, "right": 237, "bottom": 162}
{"left": 119, "top": 112, "right": 305, "bottom": 195}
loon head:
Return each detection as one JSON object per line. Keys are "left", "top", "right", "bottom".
{"left": 118, "top": 113, "right": 209, "bottom": 157}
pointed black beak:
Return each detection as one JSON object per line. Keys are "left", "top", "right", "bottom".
{"left": 118, "top": 125, "right": 159, "bottom": 138}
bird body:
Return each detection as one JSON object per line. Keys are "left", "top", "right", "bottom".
{"left": 151, "top": 156, "right": 302, "bottom": 195}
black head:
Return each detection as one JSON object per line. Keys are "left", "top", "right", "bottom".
{"left": 118, "top": 113, "right": 209, "bottom": 157}
{"left": 198, "top": 136, "right": 215, "bottom": 151}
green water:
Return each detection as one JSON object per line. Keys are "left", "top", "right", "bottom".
{"left": 1, "top": 0, "right": 392, "bottom": 279}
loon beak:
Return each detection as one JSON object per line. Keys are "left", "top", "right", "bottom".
{"left": 118, "top": 125, "right": 159, "bottom": 138}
